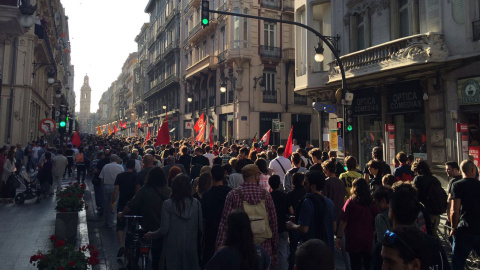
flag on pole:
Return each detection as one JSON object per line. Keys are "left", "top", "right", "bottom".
{"left": 138, "top": 121, "right": 144, "bottom": 132}
{"left": 155, "top": 118, "right": 170, "bottom": 147}
{"left": 252, "top": 133, "right": 257, "bottom": 143}
{"left": 209, "top": 124, "right": 214, "bottom": 148}
{"left": 97, "top": 125, "right": 102, "bottom": 136}
{"left": 71, "top": 131, "right": 81, "bottom": 148}
{"left": 119, "top": 119, "right": 123, "bottom": 127}
{"left": 145, "top": 128, "right": 151, "bottom": 144}
{"left": 196, "top": 124, "right": 206, "bottom": 143}
{"left": 260, "top": 129, "right": 271, "bottom": 146}
{"left": 284, "top": 125, "right": 294, "bottom": 158}
{"left": 194, "top": 113, "right": 205, "bottom": 133}
{"left": 114, "top": 125, "right": 118, "bottom": 134}
{"left": 108, "top": 125, "right": 112, "bottom": 135}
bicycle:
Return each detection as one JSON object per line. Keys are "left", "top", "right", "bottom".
{"left": 122, "top": 215, "right": 151, "bottom": 270}
{"left": 437, "top": 223, "right": 480, "bottom": 269}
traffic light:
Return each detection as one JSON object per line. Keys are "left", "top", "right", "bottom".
{"left": 345, "top": 106, "right": 353, "bottom": 133}
{"left": 59, "top": 114, "right": 66, "bottom": 133}
{"left": 337, "top": 121, "right": 344, "bottom": 138}
{"left": 201, "top": 1, "right": 210, "bottom": 27}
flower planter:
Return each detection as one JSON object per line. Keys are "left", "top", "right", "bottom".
{"left": 55, "top": 212, "right": 78, "bottom": 245}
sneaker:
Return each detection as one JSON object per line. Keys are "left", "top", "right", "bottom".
{"left": 116, "top": 247, "right": 126, "bottom": 257}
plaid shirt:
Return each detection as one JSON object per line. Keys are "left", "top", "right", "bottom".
{"left": 216, "top": 182, "right": 279, "bottom": 265}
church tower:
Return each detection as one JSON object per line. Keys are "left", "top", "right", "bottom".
{"left": 79, "top": 74, "right": 92, "bottom": 133}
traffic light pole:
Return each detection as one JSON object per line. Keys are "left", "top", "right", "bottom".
{"left": 208, "top": 7, "right": 349, "bottom": 153}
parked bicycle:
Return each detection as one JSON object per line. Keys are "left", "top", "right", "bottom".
{"left": 121, "top": 215, "right": 151, "bottom": 270}
{"left": 438, "top": 223, "right": 480, "bottom": 269}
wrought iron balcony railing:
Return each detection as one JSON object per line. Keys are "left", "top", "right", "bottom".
{"left": 259, "top": 45, "right": 281, "bottom": 59}
{"left": 261, "top": 0, "right": 280, "bottom": 9}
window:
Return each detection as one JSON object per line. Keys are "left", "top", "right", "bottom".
{"left": 264, "top": 22, "right": 276, "bottom": 48}
{"left": 263, "top": 71, "right": 277, "bottom": 103}
{"left": 399, "top": 0, "right": 410, "bottom": 38}
{"left": 202, "top": 40, "right": 207, "bottom": 59}
{"left": 211, "top": 34, "right": 215, "bottom": 55}
{"left": 233, "top": 8, "right": 240, "bottom": 48}
{"left": 357, "top": 15, "right": 365, "bottom": 50}
{"left": 243, "top": 8, "right": 249, "bottom": 48}
{"left": 221, "top": 27, "right": 226, "bottom": 51}
{"left": 296, "top": 10, "right": 307, "bottom": 76}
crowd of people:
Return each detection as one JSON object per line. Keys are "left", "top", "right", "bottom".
{"left": 1, "top": 134, "right": 480, "bottom": 270}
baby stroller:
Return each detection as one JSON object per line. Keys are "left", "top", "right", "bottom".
{"left": 14, "top": 170, "right": 42, "bottom": 204}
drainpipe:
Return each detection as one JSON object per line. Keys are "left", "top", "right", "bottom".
{"left": 285, "top": 61, "right": 290, "bottom": 112}
{"left": 7, "top": 37, "right": 18, "bottom": 145}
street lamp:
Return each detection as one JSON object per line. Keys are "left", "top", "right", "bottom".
{"left": 187, "top": 96, "right": 193, "bottom": 103}
{"left": 314, "top": 43, "right": 325, "bottom": 63}
{"left": 19, "top": 0, "right": 37, "bottom": 28}
{"left": 47, "top": 69, "right": 56, "bottom": 84}
{"left": 162, "top": 105, "right": 167, "bottom": 110}
{"left": 219, "top": 81, "right": 227, "bottom": 93}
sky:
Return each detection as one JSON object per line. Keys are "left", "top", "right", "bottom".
{"left": 62, "top": 0, "right": 150, "bottom": 113}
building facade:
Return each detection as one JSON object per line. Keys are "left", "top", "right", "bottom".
{"left": 0, "top": 0, "right": 74, "bottom": 145}
{"left": 294, "top": 0, "right": 480, "bottom": 168}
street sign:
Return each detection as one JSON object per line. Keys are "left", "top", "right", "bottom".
{"left": 185, "top": 122, "right": 193, "bottom": 129}
{"left": 272, "top": 118, "right": 280, "bottom": 123}
{"left": 55, "top": 111, "right": 60, "bottom": 117}
{"left": 39, "top": 118, "right": 56, "bottom": 134}
{"left": 279, "top": 122, "right": 285, "bottom": 130}
{"left": 273, "top": 122, "right": 280, "bottom": 132}
{"left": 330, "top": 130, "right": 338, "bottom": 151}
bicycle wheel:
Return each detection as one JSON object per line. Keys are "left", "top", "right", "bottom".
{"left": 140, "top": 254, "right": 148, "bottom": 270}
{"left": 466, "top": 250, "right": 480, "bottom": 270}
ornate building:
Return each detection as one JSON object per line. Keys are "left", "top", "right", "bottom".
{"left": 78, "top": 75, "right": 91, "bottom": 133}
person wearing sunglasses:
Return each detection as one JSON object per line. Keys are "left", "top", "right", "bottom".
{"left": 381, "top": 227, "right": 429, "bottom": 270}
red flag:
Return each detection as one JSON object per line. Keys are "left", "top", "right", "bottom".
{"left": 284, "top": 126, "right": 294, "bottom": 158}
{"left": 144, "top": 128, "right": 151, "bottom": 143}
{"left": 119, "top": 119, "right": 123, "bottom": 127}
{"left": 114, "top": 125, "right": 118, "bottom": 134}
{"left": 194, "top": 113, "right": 205, "bottom": 133}
{"left": 138, "top": 121, "right": 141, "bottom": 128}
{"left": 196, "top": 124, "right": 206, "bottom": 142}
{"left": 155, "top": 118, "right": 170, "bottom": 147}
{"left": 260, "top": 129, "right": 271, "bottom": 146}
{"left": 71, "top": 131, "right": 81, "bottom": 148}
{"left": 209, "top": 125, "right": 214, "bottom": 148}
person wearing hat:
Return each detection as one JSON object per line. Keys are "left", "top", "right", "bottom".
{"left": 216, "top": 164, "right": 279, "bottom": 267}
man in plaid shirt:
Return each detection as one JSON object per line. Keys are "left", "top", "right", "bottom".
{"left": 216, "top": 164, "right": 279, "bottom": 266}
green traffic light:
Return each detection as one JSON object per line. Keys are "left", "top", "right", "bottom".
{"left": 202, "top": 18, "right": 209, "bottom": 25}
{"left": 66, "top": 116, "right": 69, "bottom": 121}
{"left": 347, "top": 125, "right": 353, "bottom": 131}
{"left": 60, "top": 121, "right": 66, "bottom": 127}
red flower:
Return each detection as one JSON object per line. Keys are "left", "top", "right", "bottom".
{"left": 77, "top": 194, "right": 83, "bottom": 199}
{"left": 55, "top": 240, "right": 65, "bottom": 247}
{"left": 90, "top": 249, "right": 99, "bottom": 257}
{"left": 68, "top": 260, "right": 75, "bottom": 266}
{"left": 80, "top": 183, "right": 86, "bottom": 189}
{"left": 49, "top": 235, "right": 57, "bottom": 241}
{"left": 68, "top": 182, "right": 72, "bottom": 185}
{"left": 65, "top": 186, "right": 70, "bottom": 189}
{"left": 88, "top": 256, "right": 99, "bottom": 265}
{"left": 30, "top": 255, "right": 38, "bottom": 263}
{"left": 74, "top": 182, "right": 78, "bottom": 186}
{"left": 38, "top": 253, "right": 45, "bottom": 259}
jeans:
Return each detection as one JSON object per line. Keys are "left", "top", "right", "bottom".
{"left": 452, "top": 229, "right": 480, "bottom": 270}
{"left": 103, "top": 184, "right": 117, "bottom": 227}
{"left": 272, "top": 231, "right": 289, "bottom": 270}
{"left": 288, "top": 231, "right": 299, "bottom": 270}
{"left": 76, "top": 164, "right": 86, "bottom": 183}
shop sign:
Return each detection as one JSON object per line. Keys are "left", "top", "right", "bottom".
{"left": 469, "top": 146, "right": 480, "bottom": 167}
{"left": 330, "top": 130, "right": 338, "bottom": 151}
{"left": 387, "top": 87, "right": 424, "bottom": 114}
{"left": 458, "top": 77, "right": 480, "bottom": 105}
{"left": 385, "top": 124, "right": 395, "bottom": 133}
{"left": 456, "top": 123, "right": 468, "bottom": 133}
{"left": 352, "top": 90, "right": 381, "bottom": 116}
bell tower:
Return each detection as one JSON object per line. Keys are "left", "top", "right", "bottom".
{"left": 79, "top": 74, "right": 92, "bottom": 132}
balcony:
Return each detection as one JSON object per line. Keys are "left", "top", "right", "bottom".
{"left": 218, "top": 50, "right": 227, "bottom": 63}
{"left": 190, "top": 0, "right": 201, "bottom": 9}
{"left": 283, "top": 0, "right": 294, "bottom": 12}
{"left": 282, "top": 48, "right": 294, "bottom": 61}
{"left": 328, "top": 32, "right": 449, "bottom": 83}
{"left": 188, "top": 22, "right": 201, "bottom": 39}
{"left": 163, "top": 39, "right": 179, "bottom": 58}
{"left": 164, "top": 8, "right": 177, "bottom": 27}
{"left": 474, "top": 20, "right": 480, "bottom": 41}
{"left": 259, "top": 45, "right": 281, "bottom": 59}
{"left": 261, "top": 0, "right": 280, "bottom": 9}
{"left": 185, "top": 55, "right": 218, "bottom": 80}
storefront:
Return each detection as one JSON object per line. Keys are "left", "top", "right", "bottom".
{"left": 219, "top": 113, "right": 233, "bottom": 144}
{"left": 386, "top": 80, "right": 427, "bottom": 161}
{"left": 260, "top": 112, "right": 281, "bottom": 146}
{"left": 353, "top": 88, "right": 383, "bottom": 168}
{"left": 458, "top": 76, "right": 480, "bottom": 165}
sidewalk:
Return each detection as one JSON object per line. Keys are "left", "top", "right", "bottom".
{"left": 0, "top": 175, "right": 89, "bottom": 270}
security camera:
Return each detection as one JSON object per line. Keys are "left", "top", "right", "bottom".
{"left": 345, "top": 93, "right": 354, "bottom": 102}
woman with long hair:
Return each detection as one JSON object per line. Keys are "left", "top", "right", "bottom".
{"left": 335, "top": 178, "right": 377, "bottom": 270}
{"left": 193, "top": 172, "right": 212, "bottom": 200}
{"left": 255, "top": 158, "right": 271, "bottom": 192}
{"left": 144, "top": 174, "right": 203, "bottom": 270}
{"left": 205, "top": 210, "right": 271, "bottom": 270}
{"left": 167, "top": 166, "right": 182, "bottom": 187}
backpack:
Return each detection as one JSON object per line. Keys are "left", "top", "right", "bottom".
{"left": 424, "top": 177, "right": 448, "bottom": 215}
{"left": 75, "top": 153, "right": 85, "bottom": 163}
{"left": 235, "top": 188, "right": 272, "bottom": 244}
{"left": 296, "top": 193, "right": 327, "bottom": 243}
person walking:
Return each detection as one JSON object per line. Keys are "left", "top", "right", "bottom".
{"left": 144, "top": 174, "right": 203, "bottom": 270}
{"left": 75, "top": 146, "right": 87, "bottom": 183}
{"left": 1, "top": 150, "right": 16, "bottom": 203}
{"left": 269, "top": 147, "right": 292, "bottom": 190}
{"left": 99, "top": 154, "right": 125, "bottom": 228}
{"left": 52, "top": 149, "right": 68, "bottom": 193}
{"left": 205, "top": 210, "right": 271, "bottom": 270}
{"left": 284, "top": 153, "right": 308, "bottom": 193}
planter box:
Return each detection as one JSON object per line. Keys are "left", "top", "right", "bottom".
{"left": 55, "top": 212, "right": 79, "bottom": 245}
